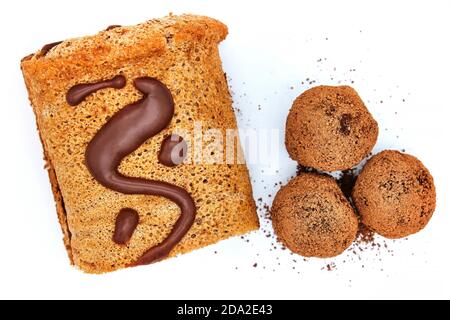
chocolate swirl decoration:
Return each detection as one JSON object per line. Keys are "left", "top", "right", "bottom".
{"left": 67, "top": 75, "right": 126, "bottom": 106}
{"left": 68, "top": 77, "right": 196, "bottom": 266}
{"left": 113, "top": 208, "right": 140, "bottom": 245}
{"left": 105, "top": 25, "right": 122, "bottom": 31}
{"left": 40, "top": 41, "right": 63, "bottom": 57}
{"left": 159, "top": 134, "right": 188, "bottom": 167}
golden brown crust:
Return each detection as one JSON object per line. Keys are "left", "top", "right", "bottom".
{"left": 46, "top": 159, "right": 74, "bottom": 263}
{"left": 22, "top": 70, "right": 74, "bottom": 264}
{"left": 21, "top": 14, "right": 258, "bottom": 273}
{"left": 286, "top": 86, "right": 379, "bottom": 171}
{"left": 353, "top": 150, "right": 436, "bottom": 239}
{"left": 271, "top": 174, "right": 358, "bottom": 258}
{"left": 21, "top": 14, "right": 228, "bottom": 85}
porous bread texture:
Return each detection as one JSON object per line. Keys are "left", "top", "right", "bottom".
{"left": 353, "top": 150, "right": 436, "bottom": 239}
{"left": 271, "top": 173, "right": 358, "bottom": 258}
{"left": 21, "top": 14, "right": 259, "bottom": 273}
{"left": 286, "top": 85, "right": 379, "bottom": 172}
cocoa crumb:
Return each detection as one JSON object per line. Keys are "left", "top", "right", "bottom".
{"left": 322, "top": 262, "right": 336, "bottom": 271}
{"left": 356, "top": 223, "right": 375, "bottom": 244}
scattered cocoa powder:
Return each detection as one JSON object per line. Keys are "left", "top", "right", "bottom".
{"left": 229, "top": 62, "right": 410, "bottom": 277}
{"left": 356, "top": 223, "right": 375, "bottom": 244}
{"left": 322, "top": 263, "right": 337, "bottom": 272}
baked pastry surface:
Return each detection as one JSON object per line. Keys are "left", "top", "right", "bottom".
{"left": 286, "top": 85, "right": 378, "bottom": 172}
{"left": 21, "top": 14, "right": 259, "bottom": 273}
{"left": 353, "top": 150, "right": 436, "bottom": 239}
{"left": 271, "top": 173, "right": 358, "bottom": 258}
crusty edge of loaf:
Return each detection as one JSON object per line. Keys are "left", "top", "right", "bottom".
{"left": 21, "top": 65, "right": 74, "bottom": 265}
{"left": 45, "top": 151, "right": 74, "bottom": 264}
{"left": 20, "top": 14, "right": 228, "bottom": 74}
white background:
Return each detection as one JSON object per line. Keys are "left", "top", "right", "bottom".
{"left": 1, "top": 0, "right": 449, "bottom": 300}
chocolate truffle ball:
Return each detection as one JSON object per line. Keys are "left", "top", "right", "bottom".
{"left": 353, "top": 150, "right": 436, "bottom": 239}
{"left": 271, "top": 173, "right": 358, "bottom": 258}
{"left": 286, "top": 86, "right": 379, "bottom": 172}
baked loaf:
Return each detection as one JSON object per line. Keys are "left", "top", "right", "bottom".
{"left": 286, "top": 86, "right": 378, "bottom": 171}
{"left": 21, "top": 14, "right": 259, "bottom": 273}
{"left": 353, "top": 150, "right": 436, "bottom": 239}
{"left": 271, "top": 173, "right": 358, "bottom": 258}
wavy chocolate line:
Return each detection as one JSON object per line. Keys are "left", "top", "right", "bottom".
{"left": 84, "top": 77, "right": 196, "bottom": 266}
{"left": 66, "top": 75, "right": 126, "bottom": 106}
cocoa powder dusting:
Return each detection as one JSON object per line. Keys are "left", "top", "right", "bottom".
{"left": 230, "top": 63, "right": 406, "bottom": 277}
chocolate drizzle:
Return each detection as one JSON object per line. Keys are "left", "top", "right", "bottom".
{"left": 106, "top": 25, "right": 122, "bottom": 31}
{"left": 84, "top": 77, "right": 196, "bottom": 266}
{"left": 159, "top": 135, "right": 188, "bottom": 167}
{"left": 41, "top": 41, "right": 63, "bottom": 56}
{"left": 21, "top": 53, "right": 34, "bottom": 62}
{"left": 113, "top": 208, "right": 140, "bottom": 245}
{"left": 66, "top": 75, "right": 126, "bottom": 106}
